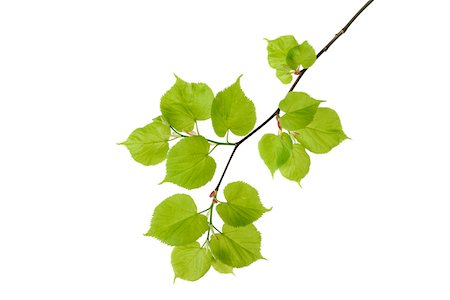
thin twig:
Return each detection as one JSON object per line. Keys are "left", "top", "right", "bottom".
{"left": 170, "top": 125, "right": 235, "bottom": 146}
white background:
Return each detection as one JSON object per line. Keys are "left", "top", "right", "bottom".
{"left": 1, "top": 0, "right": 449, "bottom": 299}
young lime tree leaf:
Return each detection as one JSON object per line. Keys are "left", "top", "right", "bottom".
{"left": 209, "top": 224, "right": 263, "bottom": 268}
{"left": 278, "top": 92, "right": 323, "bottom": 131}
{"left": 265, "top": 35, "right": 299, "bottom": 84}
{"left": 211, "top": 258, "right": 234, "bottom": 274}
{"left": 160, "top": 75, "right": 214, "bottom": 132}
{"left": 162, "top": 136, "right": 216, "bottom": 189}
{"left": 279, "top": 144, "right": 311, "bottom": 185}
{"left": 276, "top": 65, "right": 293, "bottom": 84}
{"left": 265, "top": 35, "right": 299, "bottom": 69}
{"left": 171, "top": 242, "right": 212, "bottom": 282}
{"left": 294, "top": 107, "right": 348, "bottom": 154}
{"left": 216, "top": 181, "right": 271, "bottom": 227}
{"left": 258, "top": 133, "right": 292, "bottom": 176}
{"left": 286, "top": 41, "right": 316, "bottom": 70}
{"left": 119, "top": 119, "right": 171, "bottom": 166}
{"left": 211, "top": 76, "right": 256, "bottom": 137}
{"left": 145, "top": 194, "right": 209, "bottom": 246}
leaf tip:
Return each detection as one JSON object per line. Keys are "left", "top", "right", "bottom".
{"left": 235, "top": 74, "right": 243, "bottom": 85}
{"left": 172, "top": 73, "right": 185, "bottom": 83}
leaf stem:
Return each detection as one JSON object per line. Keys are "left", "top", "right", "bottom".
{"left": 211, "top": 224, "right": 222, "bottom": 234}
{"left": 208, "top": 144, "right": 219, "bottom": 155}
{"left": 205, "top": 201, "right": 215, "bottom": 242}
{"left": 195, "top": 121, "right": 200, "bottom": 135}
{"left": 214, "top": 0, "right": 374, "bottom": 192}
{"left": 170, "top": 125, "right": 236, "bottom": 146}
{"left": 199, "top": 207, "right": 211, "bottom": 214}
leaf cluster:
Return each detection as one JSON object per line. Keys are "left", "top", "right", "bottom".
{"left": 120, "top": 34, "right": 348, "bottom": 281}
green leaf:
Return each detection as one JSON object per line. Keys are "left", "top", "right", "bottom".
{"left": 266, "top": 35, "right": 299, "bottom": 84}
{"left": 276, "top": 65, "right": 293, "bottom": 84}
{"left": 209, "top": 224, "right": 263, "bottom": 268}
{"left": 119, "top": 119, "right": 170, "bottom": 166}
{"left": 216, "top": 181, "right": 270, "bottom": 227}
{"left": 145, "top": 194, "right": 209, "bottom": 246}
{"left": 258, "top": 133, "right": 292, "bottom": 176}
{"left": 211, "top": 76, "right": 256, "bottom": 137}
{"left": 294, "top": 107, "right": 348, "bottom": 154}
{"left": 279, "top": 144, "right": 311, "bottom": 185}
{"left": 171, "top": 242, "right": 212, "bottom": 281}
{"left": 163, "top": 136, "right": 216, "bottom": 189}
{"left": 211, "top": 258, "right": 234, "bottom": 274}
{"left": 278, "top": 92, "right": 323, "bottom": 130}
{"left": 265, "top": 35, "right": 299, "bottom": 69}
{"left": 160, "top": 75, "right": 214, "bottom": 132}
{"left": 286, "top": 41, "right": 316, "bottom": 70}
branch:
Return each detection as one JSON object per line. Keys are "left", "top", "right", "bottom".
{"left": 214, "top": 0, "right": 374, "bottom": 192}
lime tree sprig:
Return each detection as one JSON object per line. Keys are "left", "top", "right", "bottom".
{"left": 120, "top": 0, "right": 374, "bottom": 282}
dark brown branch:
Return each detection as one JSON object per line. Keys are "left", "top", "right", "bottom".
{"left": 214, "top": 0, "right": 374, "bottom": 192}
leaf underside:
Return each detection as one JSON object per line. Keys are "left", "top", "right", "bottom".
{"left": 211, "top": 76, "right": 257, "bottom": 137}
{"left": 209, "top": 224, "right": 263, "bottom": 268}
{"left": 120, "top": 119, "right": 170, "bottom": 166}
{"left": 258, "top": 133, "right": 292, "bottom": 176}
{"left": 145, "top": 194, "right": 209, "bottom": 246}
{"left": 160, "top": 75, "right": 214, "bottom": 132}
{"left": 171, "top": 242, "right": 212, "bottom": 281}
{"left": 163, "top": 136, "right": 216, "bottom": 189}
{"left": 278, "top": 92, "right": 322, "bottom": 131}
{"left": 217, "top": 181, "right": 270, "bottom": 227}
{"left": 295, "top": 107, "right": 348, "bottom": 154}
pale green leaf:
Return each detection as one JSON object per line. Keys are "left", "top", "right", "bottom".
{"left": 145, "top": 194, "right": 209, "bottom": 246}
{"left": 163, "top": 136, "right": 216, "bottom": 189}
{"left": 295, "top": 107, "right": 348, "bottom": 154}
{"left": 265, "top": 35, "right": 299, "bottom": 69}
{"left": 278, "top": 92, "right": 323, "bottom": 130}
{"left": 258, "top": 133, "right": 292, "bottom": 176}
{"left": 276, "top": 65, "right": 293, "bottom": 84}
{"left": 211, "top": 76, "right": 256, "bottom": 137}
{"left": 211, "top": 258, "right": 234, "bottom": 274}
{"left": 286, "top": 41, "right": 316, "bottom": 70}
{"left": 119, "top": 119, "right": 170, "bottom": 166}
{"left": 279, "top": 144, "right": 311, "bottom": 185}
{"left": 216, "top": 181, "right": 270, "bottom": 227}
{"left": 209, "top": 224, "right": 263, "bottom": 268}
{"left": 171, "top": 242, "right": 212, "bottom": 281}
{"left": 160, "top": 75, "right": 214, "bottom": 132}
